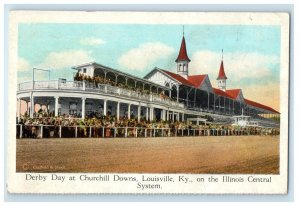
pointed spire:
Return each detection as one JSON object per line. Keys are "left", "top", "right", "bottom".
{"left": 175, "top": 30, "right": 191, "bottom": 63}
{"left": 222, "top": 49, "right": 223, "bottom": 60}
{"left": 217, "top": 50, "right": 227, "bottom": 80}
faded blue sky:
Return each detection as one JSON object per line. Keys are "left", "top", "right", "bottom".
{"left": 17, "top": 23, "right": 281, "bottom": 109}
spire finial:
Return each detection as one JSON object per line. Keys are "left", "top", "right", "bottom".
{"left": 222, "top": 49, "right": 223, "bottom": 60}
{"left": 183, "top": 25, "right": 185, "bottom": 36}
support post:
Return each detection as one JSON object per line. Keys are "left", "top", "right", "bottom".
{"left": 59, "top": 126, "right": 62, "bottom": 138}
{"left": 207, "top": 92, "right": 210, "bottom": 111}
{"left": 137, "top": 105, "right": 141, "bottom": 122}
{"left": 116, "top": 102, "right": 120, "bottom": 120}
{"left": 128, "top": 104, "right": 131, "bottom": 119}
{"left": 194, "top": 89, "right": 196, "bottom": 107}
{"left": 82, "top": 97, "right": 86, "bottom": 120}
{"left": 219, "top": 97, "right": 221, "bottom": 113}
{"left": 103, "top": 99, "right": 107, "bottom": 116}
{"left": 224, "top": 98, "right": 226, "bottom": 113}
{"left": 30, "top": 93, "right": 34, "bottom": 118}
{"left": 146, "top": 107, "right": 149, "bottom": 121}
{"left": 149, "top": 107, "right": 153, "bottom": 121}
{"left": 176, "top": 85, "right": 179, "bottom": 102}
{"left": 20, "top": 125, "right": 23, "bottom": 138}
{"left": 82, "top": 80, "right": 86, "bottom": 90}
{"left": 172, "top": 111, "right": 175, "bottom": 122}
{"left": 17, "top": 98, "right": 21, "bottom": 122}
{"left": 55, "top": 96, "right": 59, "bottom": 117}
{"left": 40, "top": 125, "right": 43, "bottom": 138}
{"left": 214, "top": 94, "right": 216, "bottom": 111}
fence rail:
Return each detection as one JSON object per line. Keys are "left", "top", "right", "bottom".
{"left": 16, "top": 124, "right": 279, "bottom": 139}
{"left": 18, "top": 80, "right": 184, "bottom": 109}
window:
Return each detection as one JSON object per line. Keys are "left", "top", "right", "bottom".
{"left": 83, "top": 68, "right": 87, "bottom": 73}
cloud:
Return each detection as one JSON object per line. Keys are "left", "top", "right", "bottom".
{"left": 18, "top": 57, "right": 32, "bottom": 72}
{"left": 17, "top": 50, "right": 95, "bottom": 82}
{"left": 38, "top": 50, "right": 95, "bottom": 69}
{"left": 118, "top": 42, "right": 175, "bottom": 71}
{"left": 80, "top": 37, "right": 106, "bottom": 46}
{"left": 189, "top": 51, "right": 279, "bottom": 87}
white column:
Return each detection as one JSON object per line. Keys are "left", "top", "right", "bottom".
{"left": 82, "top": 97, "right": 86, "bottom": 119}
{"left": 17, "top": 98, "right": 21, "bottom": 122}
{"left": 82, "top": 80, "right": 86, "bottom": 90}
{"left": 166, "top": 110, "right": 169, "bottom": 121}
{"left": 150, "top": 107, "right": 154, "bottom": 121}
{"left": 137, "top": 105, "right": 141, "bottom": 122}
{"left": 128, "top": 104, "right": 131, "bottom": 119}
{"left": 116, "top": 102, "right": 120, "bottom": 120}
{"left": 54, "top": 96, "right": 59, "bottom": 117}
{"left": 162, "top": 110, "right": 166, "bottom": 121}
{"left": 182, "top": 113, "right": 184, "bottom": 122}
{"left": 146, "top": 107, "right": 149, "bottom": 121}
{"left": 176, "top": 85, "right": 179, "bottom": 102}
{"left": 103, "top": 99, "right": 107, "bottom": 116}
{"left": 172, "top": 111, "right": 175, "bottom": 122}
{"left": 30, "top": 93, "right": 34, "bottom": 118}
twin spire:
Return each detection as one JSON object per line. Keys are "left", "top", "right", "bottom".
{"left": 217, "top": 49, "right": 227, "bottom": 80}
{"left": 175, "top": 26, "right": 227, "bottom": 89}
{"left": 175, "top": 29, "right": 191, "bottom": 63}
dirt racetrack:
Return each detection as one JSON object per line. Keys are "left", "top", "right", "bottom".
{"left": 16, "top": 136, "right": 279, "bottom": 174}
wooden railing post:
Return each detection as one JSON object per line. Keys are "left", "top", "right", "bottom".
{"left": 40, "top": 125, "right": 43, "bottom": 138}
{"left": 19, "top": 125, "right": 23, "bottom": 139}
{"left": 59, "top": 126, "right": 62, "bottom": 138}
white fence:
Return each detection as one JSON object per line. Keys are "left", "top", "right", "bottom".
{"left": 18, "top": 80, "right": 184, "bottom": 109}
{"left": 16, "top": 124, "right": 278, "bottom": 139}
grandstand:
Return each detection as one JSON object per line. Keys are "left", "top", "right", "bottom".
{"left": 16, "top": 32, "right": 280, "bottom": 131}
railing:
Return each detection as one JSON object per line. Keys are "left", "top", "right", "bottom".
{"left": 18, "top": 80, "right": 185, "bottom": 109}
{"left": 16, "top": 124, "right": 280, "bottom": 139}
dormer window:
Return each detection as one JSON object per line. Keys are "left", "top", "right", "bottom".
{"left": 83, "top": 68, "right": 87, "bottom": 73}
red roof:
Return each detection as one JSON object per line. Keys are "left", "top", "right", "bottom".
{"left": 213, "top": 88, "right": 234, "bottom": 99}
{"left": 244, "top": 98, "right": 279, "bottom": 113}
{"left": 188, "top": 75, "right": 207, "bottom": 88}
{"left": 161, "top": 69, "right": 194, "bottom": 87}
{"left": 226, "top": 89, "right": 241, "bottom": 99}
{"left": 160, "top": 69, "right": 207, "bottom": 88}
{"left": 217, "top": 61, "right": 227, "bottom": 80}
{"left": 175, "top": 36, "right": 191, "bottom": 62}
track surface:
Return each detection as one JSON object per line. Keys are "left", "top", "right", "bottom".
{"left": 16, "top": 136, "right": 279, "bottom": 174}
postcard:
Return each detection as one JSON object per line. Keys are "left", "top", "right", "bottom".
{"left": 7, "top": 11, "right": 289, "bottom": 194}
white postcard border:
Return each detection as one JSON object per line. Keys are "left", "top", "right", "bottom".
{"left": 7, "top": 11, "right": 289, "bottom": 194}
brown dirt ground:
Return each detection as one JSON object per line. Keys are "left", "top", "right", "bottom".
{"left": 16, "top": 136, "right": 279, "bottom": 174}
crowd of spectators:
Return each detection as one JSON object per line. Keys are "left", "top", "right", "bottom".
{"left": 74, "top": 72, "right": 174, "bottom": 101}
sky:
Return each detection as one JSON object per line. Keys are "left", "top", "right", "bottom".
{"left": 17, "top": 23, "right": 281, "bottom": 110}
